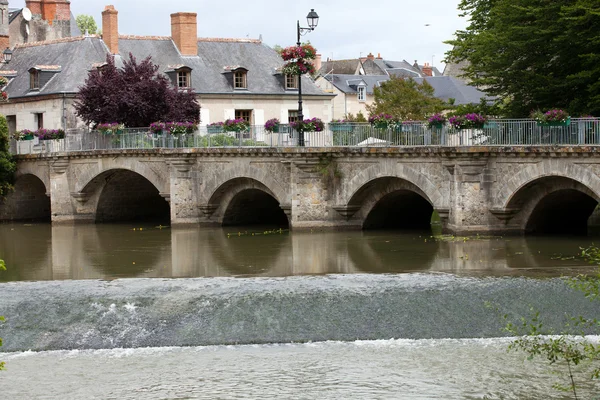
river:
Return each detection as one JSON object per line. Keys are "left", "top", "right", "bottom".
{"left": 1, "top": 223, "right": 599, "bottom": 399}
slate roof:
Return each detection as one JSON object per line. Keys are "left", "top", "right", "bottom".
{"left": 324, "top": 73, "right": 487, "bottom": 105}
{"left": 0, "top": 36, "right": 330, "bottom": 99}
{"left": 319, "top": 59, "right": 360, "bottom": 75}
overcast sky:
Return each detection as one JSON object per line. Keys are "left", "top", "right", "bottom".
{"left": 13, "top": 0, "right": 467, "bottom": 70}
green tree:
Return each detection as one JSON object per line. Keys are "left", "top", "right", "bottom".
{"left": 76, "top": 15, "right": 97, "bottom": 35}
{"left": 446, "top": 0, "right": 600, "bottom": 117}
{"left": 366, "top": 77, "right": 445, "bottom": 121}
{"left": 0, "top": 114, "right": 15, "bottom": 196}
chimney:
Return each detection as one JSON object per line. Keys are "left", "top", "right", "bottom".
{"left": 311, "top": 53, "right": 322, "bottom": 72}
{"left": 41, "top": 0, "right": 70, "bottom": 26}
{"left": 376, "top": 53, "right": 382, "bottom": 59}
{"left": 422, "top": 62, "right": 433, "bottom": 77}
{"left": 367, "top": 52, "right": 375, "bottom": 61}
{"left": 171, "top": 12, "right": 197, "bottom": 56}
{"left": 0, "top": 0, "right": 8, "bottom": 51}
{"left": 25, "top": 0, "right": 42, "bottom": 16}
{"left": 102, "top": 5, "right": 119, "bottom": 54}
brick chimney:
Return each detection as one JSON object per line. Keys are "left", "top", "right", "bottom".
{"left": 367, "top": 52, "right": 375, "bottom": 61}
{"left": 102, "top": 5, "right": 118, "bottom": 55}
{"left": 41, "top": 0, "right": 70, "bottom": 26}
{"left": 25, "top": 0, "right": 42, "bottom": 16}
{"left": 422, "top": 62, "right": 433, "bottom": 77}
{"left": 171, "top": 12, "right": 197, "bottom": 56}
{"left": 376, "top": 53, "right": 382, "bottom": 59}
{"left": 311, "top": 53, "right": 322, "bottom": 72}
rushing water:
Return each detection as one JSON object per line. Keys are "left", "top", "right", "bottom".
{"left": 1, "top": 223, "right": 600, "bottom": 399}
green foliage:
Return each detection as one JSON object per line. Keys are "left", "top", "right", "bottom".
{"left": 343, "top": 111, "right": 368, "bottom": 123}
{"left": 491, "top": 245, "right": 600, "bottom": 397}
{"left": 446, "top": 0, "right": 600, "bottom": 117}
{"left": 366, "top": 77, "right": 445, "bottom": 121}
{"left": 317, "top": 155, "right": 342, "bottom": 193}
{"left": 0, "top": 114, "right": 15, "bottom": 197}
{"left": 448, "top": 98, "right": 501, "bottom": 118}
{"left": 76, "top": 14, "right": 97, "bottom": 35}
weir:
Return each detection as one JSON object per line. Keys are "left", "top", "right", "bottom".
{"left": 4, "top": 146, "right": 600, "bottom": 235}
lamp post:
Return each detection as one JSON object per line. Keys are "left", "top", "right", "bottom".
{"left": 296, "top": 8, "right": 319, "bottom": 147}
{"left": 3, "top": 48, "right": 12, "bottom": 64}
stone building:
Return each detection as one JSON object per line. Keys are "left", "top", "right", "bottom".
{"left": 0, "top": 3, "right": 333, "bottom": 135}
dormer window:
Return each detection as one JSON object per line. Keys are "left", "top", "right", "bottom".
{"left": 177, "top": 69, "right": 191, "bottom": 88}
{"left": 234, "top": 70, "right": 247, "bottom": 89}
{"left": 285, "top": 74, "right": 298, "bottom": 90}
{"left": 358, "top": 86, "right": 366, "bottom": 102}
{"left": 30, "top": 69, "right": 40, "bottom": 90}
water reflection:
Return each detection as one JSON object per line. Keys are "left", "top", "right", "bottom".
{"left": 0, "top": 223, "right": 597, "bottom": 282}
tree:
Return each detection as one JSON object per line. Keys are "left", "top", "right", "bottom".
{"left": 76, "top": 15, "right": 97, "bottom": 35}
{"left": 446, "top": 0, "right": 600, "bottom": 117}
{"left": 366, "top": 77, "right": 445, "bottom": 121}
{"left": 0, "top": 114, "right": 15, "bottom": 196}
{"left": 75, "top": 54, "right": 200, "bottom": 127}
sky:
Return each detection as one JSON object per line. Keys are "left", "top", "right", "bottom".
{"left": 12, "top": 0, "right": 468, "bottom": 70}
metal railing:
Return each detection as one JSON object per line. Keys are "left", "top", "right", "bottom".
{"left": 10, "top": 118, "right": 600, "bottom": 155}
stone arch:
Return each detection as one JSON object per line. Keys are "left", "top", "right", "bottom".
{"left": 342, "top": 162, "right": 445, "bottom": 209}
{"left": 74, "top": 161, "right": 168, "bottom": 196}
{"left": 207, "top": 177, "right": 289, "bottom": 227}
{"left": 494, "top": 160, "right": 600, "bottom": 209}
{"left": 15, "top": 162, "right": 50, "bottom": 195}
{"left": 203, "top": 165, "right": 288, "bottom": 206}
{"left": 80, "top": 168, "right": 170, "bottom": 223}
{"left": 0, "top": 173, "right": 51, "bottom": 221}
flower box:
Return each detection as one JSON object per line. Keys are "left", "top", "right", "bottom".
{"left": 537, "top": 117, "right": 571, "bottom": 127}
{"left": 429, "top": 122, "right": 444, "bottom": 130}
{"left": 329, "top": 123, "right": 353, "bottom": 132}
{"left": 207, "top": 126, "right": 223, "bottom": 134}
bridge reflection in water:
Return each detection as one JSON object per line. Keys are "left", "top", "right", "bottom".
{"left": 0, "top": 224, "right": 596, "bottom": 282}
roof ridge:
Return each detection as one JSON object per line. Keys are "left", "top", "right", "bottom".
{"left": 118, "top": 35, "right": 172, "bottom": 40}
{"left": 197, "top": 37, "right": 262, "bottom": 44}
{"left": 15, "top": 35, "right": 92, "bottom": 49}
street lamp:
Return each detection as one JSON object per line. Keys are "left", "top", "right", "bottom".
{"left": 296, "top": 8, "right": 319, "bottom": 147}
{"left": 3, "top": 48, "right": 12, "bottom": 64}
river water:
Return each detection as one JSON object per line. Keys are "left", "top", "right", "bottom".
{"left": 1, "top": 223, "right": 600, "bottom": 399}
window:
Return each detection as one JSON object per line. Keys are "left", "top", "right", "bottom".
{"left": 177, "top": 70, "right": 191, "bottom": 88}
{"left": 358, "top": 86, "right": 366, "bottom": 102}
{"left": 30, "top": 70, "right": 40, "bottom": 90}
{"left": 285, "top": 75, "right": 298, "bottom": 90}
{"left": 235, "top": 109, "right": 252, "bottom": 124}
{"left": 288, "top": 110, "right": 299, "bottom": 124}
{"left": 35, "top": 113, "right": 44, "bottom": 130}
{"left": 6, "top": 115, "right": 16, "bottom": 136}
{"left": 234, "top": 71, "right": 247, "bottom": 89}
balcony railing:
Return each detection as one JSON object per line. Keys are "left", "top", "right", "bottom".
{"left": 10, "top": 118, "right": 600, "bottom": 155}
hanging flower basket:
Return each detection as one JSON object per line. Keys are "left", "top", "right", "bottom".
{"left": 427, "top": 113, "right": 446, "bottom": 129}
{"left": 280, "top": 43, "right": 317, "bottom": 76}
{"left": 291, "top": 117, "right": 324, "bottom": 132}
{"left": 368, "top": 113, "right": 399, "bottom": 129}
{"left": 264, "top": 118, "right": 280, "bottom": 133}
{"left": 207, "top": 122, "right": 224, "bottom": 134}
{"left": 222, "top": 118, "right": 250, "bottom": 133}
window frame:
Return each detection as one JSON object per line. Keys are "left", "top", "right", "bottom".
{"left": 357, "top": 85, "right": 366, "bottom": 102}
{"left": 285, "top": 74, "right": 298, "bottom": 90}
{"left": 177, "top": 69, "right": 191, "bottom": 89}
{"left": 234, "top": 70, "right": 247, "bottom": 89}
{"left": 288, "top": 110, "right": 299, "bottom": 124}
{"left": 30, "top": 69, "right": 40, "bottom": 90}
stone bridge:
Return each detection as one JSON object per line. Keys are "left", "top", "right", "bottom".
{"left": 4, "top": 146, "right": 600, "bottom": 235}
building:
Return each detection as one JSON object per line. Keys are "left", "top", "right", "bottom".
{"left": 315, "top": 53, "right": 485, "bottom": 120}
{"left": 0, "top": 3, "right": 333, "bottom": 134}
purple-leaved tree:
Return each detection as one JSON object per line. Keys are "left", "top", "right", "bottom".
{"left": 75, "top": 53, "right": 200, "bottom": 128}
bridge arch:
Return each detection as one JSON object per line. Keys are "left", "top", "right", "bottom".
{"left": 207, "top": 176, "right": 289, "bottom": 227}
{"left": 496, "top": 161, "right": 600, "bottom": 235}
{"left": 75, "top": 162, "right": 168, "bottom": 196}
{"left": 81, "top": 168, "right": 170, "bottom": 223}
{"left": 0, "top": 173, "right": 50, "bottom": 221}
